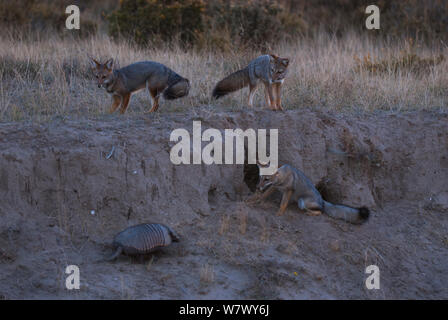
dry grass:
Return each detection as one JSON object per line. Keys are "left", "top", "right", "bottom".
{"left": 237, "top": 203, "right": 248, "bottom": 235}
{"left": 218, "top": 214, "right": 231, "bottom": 236}
{"left": 0, "top": 32, "right": 447, "bottom": 122}
{"left": 256, "top": 215, "right": 270, "bottom": 243}
{"left": 199, "top": 263, "right": 215, "bottom": 284}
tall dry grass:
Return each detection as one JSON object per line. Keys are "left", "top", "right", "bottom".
{"left": 0, "top": 31, "right": 447, "bottom": 122}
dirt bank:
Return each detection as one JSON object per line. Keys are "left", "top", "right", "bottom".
{"left": 0, "top": 109, "right": 447, "bottom": 299}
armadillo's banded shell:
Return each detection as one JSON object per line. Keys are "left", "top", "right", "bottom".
{"left": 113, "top": 223, "right": 179, "bottom": 255}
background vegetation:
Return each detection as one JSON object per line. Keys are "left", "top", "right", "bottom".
{"left": 2, "top": 0, "right": 447, "bottom": 45}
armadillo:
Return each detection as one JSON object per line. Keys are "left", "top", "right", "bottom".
{"left": 107, "top": 223, "right": 179, "bottom": 261}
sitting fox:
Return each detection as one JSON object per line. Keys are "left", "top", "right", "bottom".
{"left": 90, "top": 58, "right": 190, "bottom": 114}
{"left": 212, "top": 54, "right": 289, "bottom": 110}
{"left": 254, "top": 163, "right": 370, "bottom": 224}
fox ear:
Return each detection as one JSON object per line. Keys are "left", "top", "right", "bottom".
{"left": 281, "top": 58, "right": 289, "bottom": 67}
{"left": 105, "top": 58, "right": 114, "bottom": 70}
{"left": 89, "top": 57, "right": 100, "bottom": 69}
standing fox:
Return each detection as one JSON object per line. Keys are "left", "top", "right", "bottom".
{"left": 212, "top": 54, "right": 289, "bottom": 110}
{"left": 90, "top": 58, "right": 190, "bottom": 114}
{"left": 254, "top": 163, "right": 370, "bottom": 224}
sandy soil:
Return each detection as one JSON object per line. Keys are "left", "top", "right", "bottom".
{"left": 0, "top": 109, "right": 447, "bottom": 299}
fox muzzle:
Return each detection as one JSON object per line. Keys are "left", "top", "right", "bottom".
{"left": 259, "top": 182, "right": 273, "bottom": 192}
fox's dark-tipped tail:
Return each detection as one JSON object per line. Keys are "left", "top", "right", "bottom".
{"left": 164, "top": 77, "right": 190, "bottom": 100}
{"left": 357, "top": 207, "right": 370, "bottom": 220}
{"left": 323, "top": 201, "right": 370, "bottom": 224}
{"left": 212, "top": 67, "right": 250, "bottom": 99}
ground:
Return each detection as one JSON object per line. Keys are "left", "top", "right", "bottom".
{"left": 0, "top": 108, "right": 447, "bottom": 299}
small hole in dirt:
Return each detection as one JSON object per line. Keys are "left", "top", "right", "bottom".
{"left": 315, "top": 180, "right": 330, "bottom": 200}
{"left": 208, "top": 186, "right": 217, "bottom": 205}
{"left": 127, "top": 207, "right": 133, "bottom": 220}
{"left": 244, "top": 163, "right": 259, "bottom": 193}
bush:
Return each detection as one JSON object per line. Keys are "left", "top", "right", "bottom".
{"left": 203, "top": 0, "right": 305, "bottom": 50}
{"left": 279, "top": 0, "right": 448, "bottom": 42}
{"left": 108, "top": 0, "right": 205, "bottom": 46}
{"left": 107, "top": 0, "right": 306, "bottom": 49}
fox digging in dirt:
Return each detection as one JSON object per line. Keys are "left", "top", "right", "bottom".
{"left": 90, "top": 58, "right": 190, "bottom": 114}
{"left": 212, "top": 54, "right": 289, "bottom": 110}
{"left": 254, "top": 163, "right": 370, "bottom": 224}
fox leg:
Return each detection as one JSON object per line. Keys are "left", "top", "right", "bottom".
{"left": 277, "top": 189, "right": 293, "bottom": 216}
{"left": 265, "top": 83, "right": 276, "bottom": 110}
{"left": 145, "top": 82, "right": 154, "bottom": 112}
{"left": 264, "top": 85, "right": 274, "bottom": 109}
{"left": 248, "top": 83, "right": 257, "bottom": 107}
{"left": 119, "top": 93, "right": 131, "bottom": 114}
{"left": 298, "top": 197, "right": 322, "bottom": 216}
{"left": 148, "top": 88, "right": 160, "bottom": 112}
{"left": 109, "top": 95, "right": 122, "bottom": 114}
{"left": 258, "top": 185, "right": 276, "bottom": 201}
{"left": 246, "top": 185, "right": 276, "bottom": 205}
{"left": 273, "top": 83, "right": 283, "bottom": 111}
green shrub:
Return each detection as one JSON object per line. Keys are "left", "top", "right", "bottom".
{"left": 204, "top": 0, "right": 305, "bottom": 50}
{"left": 108, "top": 0, "right": 205, "bottom": 46}
{"left": 108, "top": 0, "right": 305, "bottom": 49}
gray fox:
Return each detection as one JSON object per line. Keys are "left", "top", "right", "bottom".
{"left": 254, "top": 163, "right": 370, "bottom": 224}
{"left": 90, "top": 58, "right": 190, "bottom": 114}
{"left": 212, "top": 54, "right": 289, "bottom": 110}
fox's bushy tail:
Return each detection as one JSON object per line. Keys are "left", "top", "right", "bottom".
{"left": 212, "top": 67, "right": 250, "bottom": 99}
{"left": 322, "top": 201, "right": 369, "bottom": 224}
{"left": 164, "top": 75, "right": 190, "bottom": 100}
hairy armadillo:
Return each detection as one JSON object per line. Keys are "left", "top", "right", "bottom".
{"left": 107, "top": 223, "right": 179, "bottom": 261}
